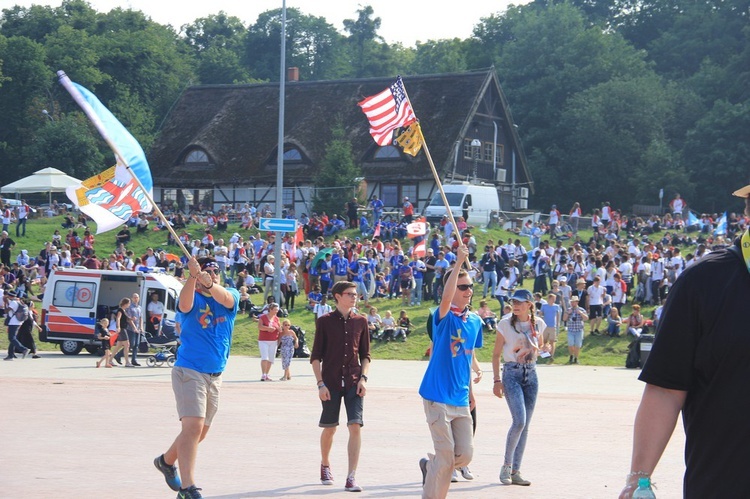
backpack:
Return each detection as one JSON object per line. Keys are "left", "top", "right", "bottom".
{"left": 625, "top": 340, "right": 641, "bottom": 369}
{"left": 14, "top": 302, "right": 29, "bottom": 323}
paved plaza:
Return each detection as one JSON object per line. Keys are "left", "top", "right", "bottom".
{"left": 2, "top": 353, "right": 685, "bottom": 498}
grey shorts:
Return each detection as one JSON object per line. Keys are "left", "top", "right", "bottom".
{"left": 172, "top": 366, "right": 222, "bottom": 426}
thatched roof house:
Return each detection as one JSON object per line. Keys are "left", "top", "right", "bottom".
{"left": 148, "top": 67, "right": 533, "bottom": 216}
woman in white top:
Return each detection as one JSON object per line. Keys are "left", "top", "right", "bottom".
{"left": 492, "top": 289, "right": 546, "bottom": 487}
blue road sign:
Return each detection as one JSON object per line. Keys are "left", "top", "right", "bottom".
{"left": 258, "top": 218, "right": 297, "bottom": 232}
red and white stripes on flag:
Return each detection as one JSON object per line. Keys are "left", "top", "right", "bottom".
{"left": 412, "top": 240, "right": 426, "bottom": 258}
{"left": 358, "top": 76, "right": 417, "bottom": 146}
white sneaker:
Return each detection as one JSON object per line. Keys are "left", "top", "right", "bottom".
{"left": 459, "top": 466, "right": 474, "bottom": 480}
{"left": 451, "top": 469, "right": 458, "bottom": 482}
{"left": 499, "top": 464, "right": 512, "bottom": 485}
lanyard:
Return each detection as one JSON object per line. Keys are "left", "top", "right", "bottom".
{"left": 741, "top": 230, "right": 750, "bottom": 274}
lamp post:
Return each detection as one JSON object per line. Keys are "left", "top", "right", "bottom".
{"left": 471, "top": 138, "right": 481, "bottom": 184}
{"left": 42, "top": 109, "right": 54, "bottom": 122}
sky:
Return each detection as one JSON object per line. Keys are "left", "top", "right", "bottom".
{"left": 0, "top": 0, "right": 527, "bottom": 47}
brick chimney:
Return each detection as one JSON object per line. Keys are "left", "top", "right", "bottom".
{"left": 287, "top": 67, "right": 299, "bottom": 82}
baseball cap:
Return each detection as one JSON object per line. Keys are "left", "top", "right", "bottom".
{"left": 559, "top": 276, "right": 567, "bottom": 283}
{"left": 510, "top": 289, "right": 533, "bottom": 302}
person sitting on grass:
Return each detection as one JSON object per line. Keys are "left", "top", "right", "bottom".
{"left": 394, "top": 309, "right": 412, "bottom": 341}
{"left": 381, "top": 310, "right": 396, "bottom": 342}
{"left": 366, "top": 307, "right": 382, "bottom": 341}
{"left": 477, "top": 299, "right": 497, "bottom": 330}
{"left": 307, "top": 285, "right": 323, "bottom": 312}
{"left": 606, "top": 307, "right": 622, "bottom": 337}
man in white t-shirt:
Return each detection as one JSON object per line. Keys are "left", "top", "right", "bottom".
{"left": 147, "top": 293, "right": 165, "bottom": 335}
{"left": 16, "top": 201, "right": 30, "bottom": 237}
{"left": 213, "top": 238, "right": 229, "bottom": 283}
{"left": 2, "top": 204, "right": 14, "bottom": 233}
{"left": 586, "top": 276, "right": 606, "bottom": 335}
{"left": 669, "top": 193, "right": 686, "bottom": 215}
{"left": 4, "top": 291, "right": 30, "bottom": 360}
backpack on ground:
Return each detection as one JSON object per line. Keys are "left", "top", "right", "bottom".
{"left": 625, "top": 340, "right": 640, "bottom": 369}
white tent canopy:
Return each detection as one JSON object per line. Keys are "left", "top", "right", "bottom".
{"left": 1, "top": 167, "right": 81, "bottom": 204}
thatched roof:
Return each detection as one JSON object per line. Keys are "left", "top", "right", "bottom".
{"left": 149, "top": 68, "right": 530, "bottom": 188}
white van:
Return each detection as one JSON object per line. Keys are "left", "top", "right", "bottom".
{"left": 40, "top": 267, "right": 183, "bottom": 355}
{"left": 423, "top": 184, "right": 500, "bottom": 227}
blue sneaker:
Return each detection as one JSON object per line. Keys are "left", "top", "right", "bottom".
{"left": 154, "top": 454, "right": 182, "bottom": 491}
{"left": 176, "top": 485, "right": 203, "bottom": 498}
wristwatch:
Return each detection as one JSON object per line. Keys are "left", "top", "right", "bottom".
{"left": 360, "top": 374, "right": 368, "bottom": 382}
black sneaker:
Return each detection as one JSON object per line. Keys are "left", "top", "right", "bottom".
{"left": 154, "top": 455, "right": 182, "bottom": 491}
{"left": 113, "top": 356, "right": 123, "bottom": 365}
{"left": 176, "top": 485, "right": 203, "bottom": 499}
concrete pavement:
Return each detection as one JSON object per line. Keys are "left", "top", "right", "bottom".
{"left": 1, "top": 352, "right": 684, "bottom": 498}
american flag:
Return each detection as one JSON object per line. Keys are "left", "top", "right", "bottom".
{"left": 358, "top": 76, "right": 417, "bottom": 146}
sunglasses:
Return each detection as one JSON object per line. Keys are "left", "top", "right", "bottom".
{"left": 341, "top": 292, "right": 359, "bottom": 298}
{"left": 202, "top": 268, "right": 218, "bottom": 275}
{"left": 456, "top": 284, "right": 474, "bottom": 291}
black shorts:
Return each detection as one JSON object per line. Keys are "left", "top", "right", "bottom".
{"left": 589, "top": 304, "right": 603, "bottom": 318}
{"left": 319, "top": 385, "right": 363, "bottom": 427}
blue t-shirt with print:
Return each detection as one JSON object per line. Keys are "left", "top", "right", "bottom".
{"left": 540, "top": 303, "right": 561, "bottom": 328}
{"left": 419, "top": 311, "right": 483, "bottom": 406}
{"left": 175, "top": 287, "right": 239, "bottom": 374}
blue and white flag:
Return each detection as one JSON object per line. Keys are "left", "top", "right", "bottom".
{"left": 58, "top": 70, "right": 153, "bottom": 234}
{"left": 714, "top": 212, "right": 727, "bottom": 236}
{"left": 687, "top": 211, "right": 701, "bottom": 227}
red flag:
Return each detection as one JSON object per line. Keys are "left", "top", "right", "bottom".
{"left": 413, "top": 240, "right": 426, "bottom": 258}
{"left": 407, "top": 221, "right": 428, "bottom": 238}
{"left": 373, "top": 222, "right": 380, "bottom": 238}
{"left": 358, "top": 76, "right": 417, "bottom": 146}
{"left": 290, "top": 225, "right": 304, "bottom": 262}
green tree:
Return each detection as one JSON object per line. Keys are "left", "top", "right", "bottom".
{"left": 313, "top": 123, "right": 361, "bottom": 216}
{"left": 182, "top": 11, "right": 246, "bottom": 52}
{"left": 412, "top": 39, "right": 469, "bottom": 75}
{"left": 243, "top": 8, "right": 346, "bottom": 82}
{"left": 682, "top": 99, "right": 750, "bottom": 213}
{"left": 24, "top": 113, "right": 105, "bottom": 181}
{"left": 0, "top": 35, "right": 50, "bottom": 185}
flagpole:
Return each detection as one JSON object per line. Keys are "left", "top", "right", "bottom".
{"left": 57, "top": 71, "right": 191, "bottom": 259}
{"left": 399, "top": 83, "right": 468, "bottom": 270}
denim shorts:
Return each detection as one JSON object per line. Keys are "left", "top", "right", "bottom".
{"left": 568, "top": 329, "right": 583, "bottom": 347}
{"left": 319, "top": 384, "right": 363, "bottom": 427}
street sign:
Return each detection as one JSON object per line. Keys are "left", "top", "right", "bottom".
{"left": 258, "top": 218, "right": 297, "bottom": 232}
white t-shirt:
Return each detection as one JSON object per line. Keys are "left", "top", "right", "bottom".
{"left": 497, "top": 317, "right": 547, "bottom": 364}
{"left": 314, "top": 303, "right": 332, "bottom": 318}
{"left": 587, "top": 284, "right": 605, "bottom": 306}
{"left": 214, "top": 245, "right": 228, "bottom": 265}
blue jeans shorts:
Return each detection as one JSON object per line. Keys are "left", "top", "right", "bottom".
{"left": 319, "top": 384, "right": 363, "bottom": 427}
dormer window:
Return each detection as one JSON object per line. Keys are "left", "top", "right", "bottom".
{"left": 185, "top": 149, "right": 209, "bottom": 164}
{"left": 283, "top": 148, "right": 303, "bottom": 162}
{"left": 374, "top": 145, "right": 400, "bottom": 159}
{"left": 177, "top": 147, "right": 213, "bottom": 172}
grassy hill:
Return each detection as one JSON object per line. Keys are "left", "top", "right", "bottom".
{"left": 2, "top": 213, "right": 660, "bottom": 366}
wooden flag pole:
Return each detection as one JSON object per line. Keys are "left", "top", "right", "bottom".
{"left": 57, "top": 71, "right": 191, "bottom": 259}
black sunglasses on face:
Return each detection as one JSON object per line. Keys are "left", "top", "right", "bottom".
{"left": 456, "top": 284, "right": 474, "bottom": 291}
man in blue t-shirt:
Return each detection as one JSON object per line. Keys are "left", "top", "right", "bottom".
{"left": 539, "top": 293, "right": 562, "bottom": 362}
{"left": 418, "top": 245, "right": 483, "bottom": 498}
{"left": 154, "top": 257, "right": 239, "bottom": 499}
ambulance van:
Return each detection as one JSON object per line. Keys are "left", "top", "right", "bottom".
{"left": 40, "top": 267, "right": 183, "bottom": 355}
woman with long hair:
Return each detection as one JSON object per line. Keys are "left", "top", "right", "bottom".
{"left": 492, "top": 288, "right": 547, "bottom": 487}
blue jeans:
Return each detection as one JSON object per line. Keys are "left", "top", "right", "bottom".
{"left": 16, "top": 218, "right": 27, "bottom": 237}
{"left": 410, "top": 277, "right": 423, "bottom": 305}
{"left": 7, "top": 325, "right": 28, "bottom": 358}
{"left": 502, "top": 362, "right": 539, "bottom": 471}
{"left": 483, "top": 271, "right": 497, "bottom": 298}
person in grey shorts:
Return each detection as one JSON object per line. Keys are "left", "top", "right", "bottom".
{"left": 154, "top": 257, "right": 239, "bottom": 499}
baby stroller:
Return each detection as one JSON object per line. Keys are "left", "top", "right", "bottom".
{"left": 144, "top": 319, "right": 179, "bottom": 367}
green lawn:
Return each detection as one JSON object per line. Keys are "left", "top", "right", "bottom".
{"left": 3, "top": 213, "right": 658, "bottom": 365}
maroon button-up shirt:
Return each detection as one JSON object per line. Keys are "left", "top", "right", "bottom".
{"left": 310, "top": 309, "right": 371, "bottom": 391}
